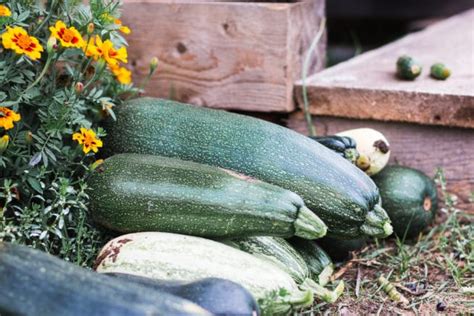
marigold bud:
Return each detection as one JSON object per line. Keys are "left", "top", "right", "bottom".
{"left": 90, "top": 159, "right": 104, "bottom": 171}
{"left": 0, "top": 135, "right": 9, "bottom": 153}
{"left": 149, "top": 57, "right": 158, "bottom": 74}
{"left": 87, "top": 23, "right": 95, "bottom": 35}
{"left": 75, "top": 82, "right": 84, "bottom": 94}
{"left": 47, "top": 36, "right": 57, "bottom": 54}
{"left": 25, "top": 131, "right": 33, "bottom": 144}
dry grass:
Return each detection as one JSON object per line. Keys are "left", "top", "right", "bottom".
{"left": 299, "top": 173, "right": 473, "bottom": 315}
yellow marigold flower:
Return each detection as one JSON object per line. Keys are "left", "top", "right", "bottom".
{"left": 84, "top": 36, "right": 127, "bottom": 66}
{"left": 1, "top": 26, "right": 44, "bottom": 60}
{"left": 110, "top": 64, "right": 132, "bottom": 84}
{"left": 72, "top": 127, "right": 103, "bottom": 154}
{"left": 49, "top": 20, "right": 85, "bottom": 48}
{"left": 0, "top": 107, "right": 21, "bottom": 130}
{"left": 0, "top": 5, "right": 11, "bottom": 17}
{"left": 114, "top": 19, "right": 131, "bottom": 35}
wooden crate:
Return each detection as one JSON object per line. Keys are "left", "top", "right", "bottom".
{"left": 287, "top": 113, "right": 474, "bottom": 211}
{"left": 122, "top": 0, "right": 326, "bottom": 112}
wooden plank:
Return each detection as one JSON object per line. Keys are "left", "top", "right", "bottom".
{"left": 287, "top": 112, "right": 474, "bottom": 211}
{"left": 122, "top": 0, "right": 325, "bottom": 112}
{"left": 295, "top": 9, "right": 474, "bottom": 128}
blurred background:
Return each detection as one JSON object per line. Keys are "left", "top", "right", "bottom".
{"left": 326, "top": 0, "right": 474, "bottom": 65}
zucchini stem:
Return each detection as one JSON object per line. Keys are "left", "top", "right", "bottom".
{"left": 344, "top": 148, "right": 360, "bottom": 164}
{"left": 261, "top": 288, "right": 314, "bottom": 315}
{"left": 360, "top": 204, "right": 393, "bottom": 238}
{"left": 288, "top": 289, "right": 314, "bottom": 309}
{"left": 301, "top": 279, "right": 345, "bottom": 303}
{"left": 317, "top": 264, "right": 334, "bottom": 286}
{"left": 294, "top": 206, "right": 327, "bottom": 239}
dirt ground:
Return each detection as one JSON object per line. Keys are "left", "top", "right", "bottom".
{"left": 300, "top": 187, "right": 473, "bottom": 315}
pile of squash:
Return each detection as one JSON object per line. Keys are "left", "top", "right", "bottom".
{"left": 0, "top": 98, "right": 438, "bottom": 316}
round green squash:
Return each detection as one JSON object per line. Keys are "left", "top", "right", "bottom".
{"left": 396, "top": 55, "right": 422, "bottom": 80}
{"left": 372, "top": 166, "right": 438, "bottom": 238}
{"left": 430, "top": 63, "right": 451, "bottom": 80}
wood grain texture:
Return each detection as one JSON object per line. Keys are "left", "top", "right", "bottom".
{"left": 295, "top": 9, "right": 474, "bottom": 128}
{"left": 122, "top": 0, "right": 325, "bottom": 112}
{"left": 287, "top": 112, "right": 474, "bottom": 211}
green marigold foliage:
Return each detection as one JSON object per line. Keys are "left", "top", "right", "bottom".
{"left": 0, "top": 0, "right": 140, "bottom": 267}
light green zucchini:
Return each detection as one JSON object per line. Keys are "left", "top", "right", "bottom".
{"left": 226, "top": 236, "right": 344, "bottom": 303}
{"left": 95, "top": 232, "right": 314, "bottom": 315}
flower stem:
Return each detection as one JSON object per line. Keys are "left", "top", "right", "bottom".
{"left": 301, "top": 17, "right": 326, "bottom": 137}
{"left": 82, "top": 62, "right": 107, "bottom": 92}
{"left": 23, "top": 55, "right": 54, "bottom": 93}
{"left": 125, "top": 68, "right": 156, "bottom": 101}
{"left": 33, "top": 0, "right": 57, "bottom": 36}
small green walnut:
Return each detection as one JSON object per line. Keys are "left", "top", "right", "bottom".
{"left": 396, "top": 55, "right": 422, "bottom": 80}
{"left": 430, "top": 63, "right": 451, "bottom": 80}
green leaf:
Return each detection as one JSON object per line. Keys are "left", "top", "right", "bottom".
{"left": 27, "top": 177, "right": 43, "bottom": 194}
{"left": 28, "top": 152, "right": 42, "bottom": 167}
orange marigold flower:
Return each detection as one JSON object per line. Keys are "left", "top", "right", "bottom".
{"left": 83, "top": 36, "right": 102, "bottom": 59}
{"left": 49, "top": 20, "right": 85, "bottom": 48}
{"left": 110, "top": 64, "right": 132, "bottom": 84}
{"left": 1, "top": 26, "right": 44, "bottom": 60}
{"left": 72, "top": 127, "right": 103, "bottom": 154}
{"left": 0, "top": 5, "right": 11, "bottom": 17}
{"left": 84, "top": 36, "right": 127, "bottom": 66}
{"left": 114, "top": 19, "right": 131, "bottom": 35}
{"left": 0, "top": 107, "right": 21, "bottom": 130}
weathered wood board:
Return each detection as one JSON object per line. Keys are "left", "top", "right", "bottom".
{"left": 287, "top": 112, "right": 474, "bottom": 211}
{"left": 122, "top": 0, "right": 326, "bottom": 112}
{"left": 295, "top": 9, "right": 474, "bottom": 128}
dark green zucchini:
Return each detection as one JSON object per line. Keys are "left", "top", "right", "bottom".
{"left": 317, "top": 236, "right": 368, "bottom": 262}
{"left": 309, "top": 135, "right": 359, "bottom": 164}
{"left": 103, "top": 97, "right": 392, "bottom": 239}
{"left": 88, "top": 154, "right": 326, "bottom": 239}
{"left": 105, "top": 274, "right": 259, "bottom": 316}
{"left": 372, "top": 166, "right": 438, "bottom": 239}
{"left": 289, "top": 238, "right": 334, "bottom": 286}
{"left": 0, "top": 242, "right": 211, "bottom": 316}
